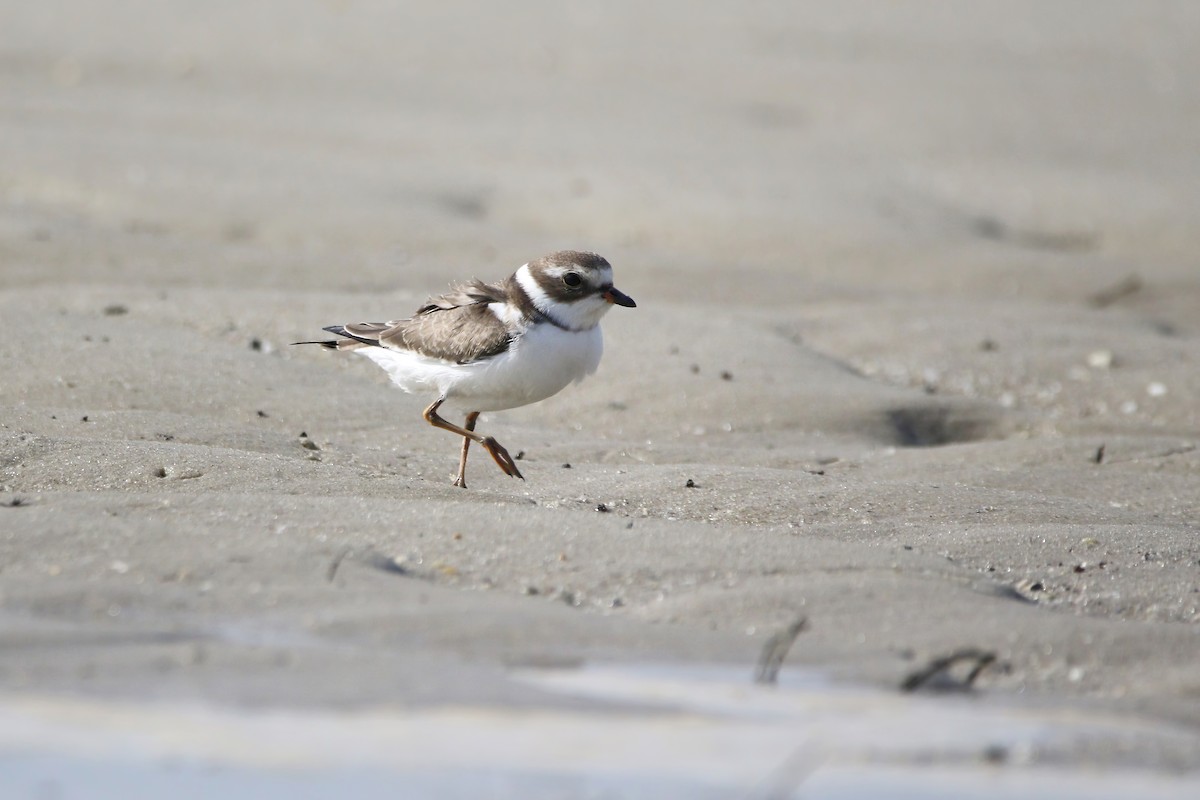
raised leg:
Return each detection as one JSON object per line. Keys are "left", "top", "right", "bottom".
{"left": 422, "top": 396, "right": 524, "bottom": 484}
{"left": 453, "top": 411, "right": 480, "bottom": 488}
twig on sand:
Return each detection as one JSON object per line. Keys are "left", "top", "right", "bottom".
{"left": 1087, "top": 275, "right": 1142, "bottom": 308}
{"left": 326, "top": 546, "right": 352, "bottom": 583}
{"left": 901, "top": 647, "right": 996, "bottom": 692}
{"left": 754, "top": 616, "right": 809, "bottom": 685}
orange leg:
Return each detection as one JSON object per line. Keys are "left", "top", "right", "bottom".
{"left": 423, "top": 397, "right": 524, "bottom": 486}
{"left": 453, "top": 411, "right": 480, "bottom": 488}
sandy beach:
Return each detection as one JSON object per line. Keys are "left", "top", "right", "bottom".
{"left": 3, "top": 1, "right": 1200, "bottom": 794}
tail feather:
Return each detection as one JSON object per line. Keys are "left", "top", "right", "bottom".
{"left": 291, "top": 324, "right": 381, "bottom": 350}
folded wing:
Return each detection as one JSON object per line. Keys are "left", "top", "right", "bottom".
{"left": 322, "top": 280, "right": 515, "bottom": 364}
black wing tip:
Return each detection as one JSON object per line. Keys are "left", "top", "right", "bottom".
{"left": 290, "top": 326, "right": 360, "bottom": 349}
{"left": 319, "top": 324, "right": 383, "bottom": 347}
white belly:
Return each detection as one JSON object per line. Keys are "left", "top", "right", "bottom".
{"left": 357, "top": 323, "right": 604, "bottom": 412}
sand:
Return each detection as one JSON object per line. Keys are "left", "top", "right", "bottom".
{"left": 2, "top": 1, "right": 1200, "bottom": 792}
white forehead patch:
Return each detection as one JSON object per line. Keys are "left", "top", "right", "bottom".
{"left": 543, "top": 262, "right": 612, "bottom": 287}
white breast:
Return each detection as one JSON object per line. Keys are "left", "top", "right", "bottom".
{"left": 357, "top": 322, "right": 604, "bottom": 413}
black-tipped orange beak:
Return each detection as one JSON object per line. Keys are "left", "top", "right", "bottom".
{"left": 603, "top": 286, "right": 637, "bottom": 307}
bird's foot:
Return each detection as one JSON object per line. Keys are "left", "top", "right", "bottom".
{"left": 482, "top": 436, "right": 525, "bottom": 480}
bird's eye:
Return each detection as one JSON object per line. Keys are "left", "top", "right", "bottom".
{"left": 563, "top": 272, "right": 582, "bottom": 287}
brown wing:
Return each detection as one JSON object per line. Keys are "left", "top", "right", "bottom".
{"left": 334, "top": 280, "right": 514, "bottom": 364}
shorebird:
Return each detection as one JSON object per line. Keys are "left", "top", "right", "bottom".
{"left": 300, "top": 251, "right": 635, "bottom": 487}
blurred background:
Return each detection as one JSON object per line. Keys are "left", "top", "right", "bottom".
{"left": 4, "top": 1, "right": 1198, "bottom": 316}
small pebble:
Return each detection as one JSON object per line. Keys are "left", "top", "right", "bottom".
{"left": 1146, "top": 381, "right": 1167, "bottom": 397}
{"left": 981, "top": 745, "right": 1008, "bottom": 764}
{"left": 685, "top": 479, "right": 696, "bottom": 488}
{"left": 596, "top": 503, "right": 609, "bottom": 513}
{"left": 1086, "top": 350, "right": 1114, "bottom": 369}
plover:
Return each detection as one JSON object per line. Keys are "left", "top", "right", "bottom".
{"left": 300, "top": 251, "right": 636, "bottom": 488}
